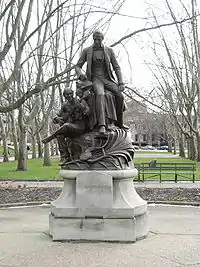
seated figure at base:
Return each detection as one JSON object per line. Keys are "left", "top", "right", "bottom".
{"left": 42, "top": 87, "right": 90, "bottom": 163}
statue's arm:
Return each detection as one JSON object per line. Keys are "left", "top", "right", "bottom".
{"left": 75, "top": 48, "right": 87, "bottom": 80}
{"left": 109, "top": 48, "right": 124, "bottom": 85}
{"left": 53, "top": 104, "right": 66, "bottom": 124}
{"left": 79, "top": 99, "right": 90, "bottom": 116}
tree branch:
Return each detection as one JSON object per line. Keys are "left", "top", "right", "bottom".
{"left": 110, "top": 14, "right": 200, "bottom": 47}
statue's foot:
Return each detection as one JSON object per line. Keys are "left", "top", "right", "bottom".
{"left": 42, "top": 136, "right": 52, "bottom": 144}
{"left": 107, "top": 124, "right": 117, "bottom": 131}
{"left": 116, "top": 123, "right": 129, "bottom": 130}
{"left": 99, "top": 125, "right": 106, "bottom": 135}
{"left": 121, "top": 124, "right": 129, "bottom": 130}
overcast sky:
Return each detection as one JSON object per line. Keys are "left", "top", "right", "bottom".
{"left": 1, "top": 0, "right": 193, "bottom": 92}
{"left": 98, "top": 0, "right": 190, "bottom": 90}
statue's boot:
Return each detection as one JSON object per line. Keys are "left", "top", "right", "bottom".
{"left": 99, "top": 125, "right": 106, "bottom": 135}
{"left": 116, "top": 111, "right": 129, "bottom": 130}
{"left": 42, "top": 134, "right": 55, "bottom": 144}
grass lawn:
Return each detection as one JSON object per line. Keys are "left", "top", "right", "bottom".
{"left": 0, "top": 155, "right": 199, "bottom": 181}
{"left": 0, "top": 158, "right": 61, "bottom": 180}
{"left": 134, "top": 150, "right": 172, "bottom": 154}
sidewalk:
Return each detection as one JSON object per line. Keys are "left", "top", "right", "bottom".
{"left": 0, "top": 205, "right": 200, "bottom": 267}
{"left": 0, "top": 180, "right": 199, "bottom": 189}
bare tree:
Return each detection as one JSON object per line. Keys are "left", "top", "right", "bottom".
{"left": 142, "top": 0, "right": 200, "bottom": 160}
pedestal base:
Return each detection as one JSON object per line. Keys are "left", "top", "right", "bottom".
{"left": 49, "top": 169, "right": 148, "bottom": 242}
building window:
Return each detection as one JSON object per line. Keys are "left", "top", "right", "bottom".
{"left": 135, "top": 134, "right": 138, "bottom": 142}
{"left": 143, "top": 134, "right": 147, "bottom": 142}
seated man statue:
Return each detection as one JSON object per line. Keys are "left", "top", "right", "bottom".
{"left": 76, "top": 30, "right": 128, "bottom": 135}
{"left": 76, "top": 79, "right": 118, "bottom": 132}
{"left": 42, "top": 87, "right": 90, "bottom": 163}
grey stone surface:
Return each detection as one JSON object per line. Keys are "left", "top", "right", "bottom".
{"left": 0, "top": 205, "right": 200, "bottom": 267}
{"left": 76, "top": 171, "right": 113, "bottom": 209}
{"left": 59, "top": 168, "right": 138, "bottom": 179}
{"left": 1, "top": 179, "right": 199, "bottom": 189}
{"left": 50, "top": 215, "right": 137, "bottom": 242}
{"left": 50, "top": 170, "right": 148, "bottom": 241}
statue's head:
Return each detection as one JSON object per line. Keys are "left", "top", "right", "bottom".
{"left": 63, "top": 87, "right": 73, "bottom": 101}
{"left": 93, "top": 30, "right": 104, "bottom": 48}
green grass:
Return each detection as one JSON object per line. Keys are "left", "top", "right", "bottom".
{"left": 0, "top": 155, "right": 199, "bottom": 181}
{"left": 134, "top": 157, "right": 200, "bottom": 181}
{"left": 0, "top": 158, "right": 61, "bottom": 180}
{"left": 134, "top": 157, "right": 194, "bottom": 164}
{"left": 135, "top": 150, "right": 172, "bottom": 154}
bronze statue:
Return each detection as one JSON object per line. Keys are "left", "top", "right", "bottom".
{"left": 76, "top": 30, "right": 127, "bottom": 135}
{"left": 42, "top": 31, "right": 134, "bottom": 170}
{"left": 42, "top": 87, "right": 90, "bottom": 162}
{"left": 76, "top": 79, "right": 118, "bottom": 132}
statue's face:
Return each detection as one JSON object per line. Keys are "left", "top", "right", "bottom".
{"left": 76, "top": 88, "right": 83, "bottom": 98}
{"left": 93, "top": 34, "right": 103, "bottom": 48}
{"left": 63, "top": 89, "right": 73, "bottom": 102}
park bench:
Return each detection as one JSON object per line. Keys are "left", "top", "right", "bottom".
{"left": 134, "top": 161, "right": 196, "bottom": 183}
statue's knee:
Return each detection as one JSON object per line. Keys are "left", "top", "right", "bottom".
{"left": 98, "top": 92, "right": 105, "bottom": 97}
{"left": 95, "top": 89, "right": 105, "bottom": 97}
{"left": 93, "top": 83, "right": 104, "bottom": 96}
{"left": 62, "top": 122, "right": 70, "bottom": 128}
{"left": 116, "top": 91, "right": 124, "bottom": 100}
{"left": 57, "top": 134, "right": 65, "bottom": 140}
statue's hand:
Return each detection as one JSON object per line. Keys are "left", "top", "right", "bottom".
{"left": 53, "top": 117, "right": 64, "bottom": 125}
{"left": 53, "top": 117, "right": 59, "bottom": 124}
{"left": 79, "top": 74, "right": 87, "bottom": 81}
{"left": 119, "top": 83, "right": 125, "bottom": 92}
{"left": 59, "top": 119, "right": 65, "bottom": 125}
{"left": 83, "top": 90, "right": 91, "bottom": 99}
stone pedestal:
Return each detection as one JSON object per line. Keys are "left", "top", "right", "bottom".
{"left": 49, "top": 169, "right": 148, "bottom": 242}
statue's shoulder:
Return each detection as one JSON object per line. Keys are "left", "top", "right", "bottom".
{"left": 82, "top": 45, "right": 92, "bottom": 53}
{"left": 104, "top": 46, "right": 114, "bottom": 54}
{"left": 62, "top": 101, "right": 70, "bottom": 110}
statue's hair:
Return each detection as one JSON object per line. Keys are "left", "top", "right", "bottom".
{"left": 93, "top": 30, "right": 104, "bottom": 39}
{"left": 63, "top": 87, "right": 73, "bottom": 96}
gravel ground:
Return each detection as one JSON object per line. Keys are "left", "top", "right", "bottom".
{"left": 0, "top": 187, "right": 199, "bottom": 205}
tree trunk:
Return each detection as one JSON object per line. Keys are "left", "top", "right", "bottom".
{"left": 36, "top": 132, "right": 43, "bottom": 158}
{"left": 196, "top": 133, "right": 200, "bottom": 162}
{"left": 55, "top": 140, "right": 59, "bottom": 155}
{"left": 173, "top": 139, "right": 177, "bottom": 155}
{"left": 0, "top": 115, "right": 9, "bottom": 162}
{"left": 43, "top": 143, "right": 51, "bottom": 166}
{"left": 16, "top": 108, "right": 27, "bottom": 171}
{"left": 187, "top": 135, "right": 196, "bottom": 161}
{"left": 147, "top": 129, "right": 152, "bottom": 145}
{"left": 168, "top": 138, "right": 173, "bottom": 153}
{"left": 43, "top": 124, "right": 51, "bottom": 166}
{"left": 50, "top": 140, "right": 54, "bottom": 156}
{"left": 16, "top": 126, "right": 27, "bottom": 170}
{"left": 138, "top": 134, "right": 142, "bottom": 148}
{"left": 31, "top": 134, "right": 37, "bottom": 159}
{"left": 179, "top": 134, "right": 185, "bottom": 158}
{"left": 10, "top": 111, "right": 19, "bottom": 160}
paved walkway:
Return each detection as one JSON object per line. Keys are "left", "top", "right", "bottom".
{"left": 0, "top": 180, "right": 199, "bottom": 189}
{"left": 0, "top": 205, "right": 200, "bottom": 267}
